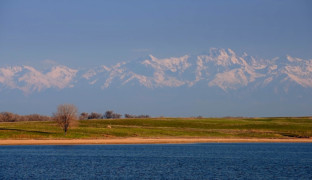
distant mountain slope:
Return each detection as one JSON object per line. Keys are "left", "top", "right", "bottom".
{"left": 1, "top": 48, "right": 312, "bottom": 94}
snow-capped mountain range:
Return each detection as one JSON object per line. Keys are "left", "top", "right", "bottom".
{"left": 1, "top": 48, "right": 312, "bottom": 94}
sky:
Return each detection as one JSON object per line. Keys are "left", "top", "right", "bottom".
{"left": 0, "top": 0, "right": 312, "bottom": 117}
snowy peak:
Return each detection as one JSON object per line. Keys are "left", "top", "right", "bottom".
{"left": 0, "top": 65, "right": 77, "bottom": 94}
{"left": 143, "top": 55, "right": 191, "bottom": 73}
{"left": 1, "top": 48, "right": 312, "bottom": 94}
{"left": 202, "top": 48, "right": 242, "bottom": 67}
{"left": 282, "top": 57, "right": 312, "bottom": 88}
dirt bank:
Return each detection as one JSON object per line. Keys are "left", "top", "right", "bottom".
{"left": 1, "top": 137, "right": 312, "bottom": 145}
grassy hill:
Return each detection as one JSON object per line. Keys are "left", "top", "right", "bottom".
{"left": 0, "top": 117, "right": 311, "bottom": 139}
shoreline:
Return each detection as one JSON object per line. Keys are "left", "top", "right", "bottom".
{"left": 1, "top": 138, "right": 312, "bottom": 145}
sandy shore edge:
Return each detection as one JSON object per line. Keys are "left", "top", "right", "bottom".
{"left": 1, "top": 138, "right": 312, "bottom": 145}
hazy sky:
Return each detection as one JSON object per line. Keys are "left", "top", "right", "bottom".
{"left": 0, "top": 0, "right": 312, "bottom": 117}
{"left": 1, "top": 0, "right": 311, "bottom": 67}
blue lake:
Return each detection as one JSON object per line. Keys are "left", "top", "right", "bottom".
{"left": 0, "top": 143, "right": 312, "bottom": 179}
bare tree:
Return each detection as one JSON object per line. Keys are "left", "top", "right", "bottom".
{"left": 88, "top": 112, "right": 102, "bottom": 119}
{"left": 112, "top": 113, "right": 122, "bottom": 119}
{"left": 0, "top": 112, "right": 18, "bottom": 122}
{"left": 104, "top": 110, "right": 114, "bottom": 119}
{"left": 79, "top": 112, "right": 89, "bottom": 120}
{"left": 104, "top": 110, "right": 122, "bottom": 119}
{"left": 53, "top": 104, "right": 78, "bottom": 135}
{"left": 125, "top": 114, "right": 134, "bottom": 118}
{"left": 0, "top": 112, "right": 51, "bottom": 122}
{"left": 0, "top": 113, "right": 4, "bottom": 122}
{"left": 26, "top": 114, "right": 51, "bottom": 121}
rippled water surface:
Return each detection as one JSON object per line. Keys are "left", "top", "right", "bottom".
{"left": 0, "top": 143, "right": 312, "bottom": 179}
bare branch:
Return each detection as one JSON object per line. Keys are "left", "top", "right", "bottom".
{"left": 53, "top": 104, "right": 78, "bottom": 135}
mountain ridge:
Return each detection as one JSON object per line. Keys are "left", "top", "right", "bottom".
{"left": 1, "top": 48, "right": 311, "bottom": 94}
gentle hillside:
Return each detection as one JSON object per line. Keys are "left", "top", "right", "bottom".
{"left": 0, "top": 117, "right": 311, "bottom": 139}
